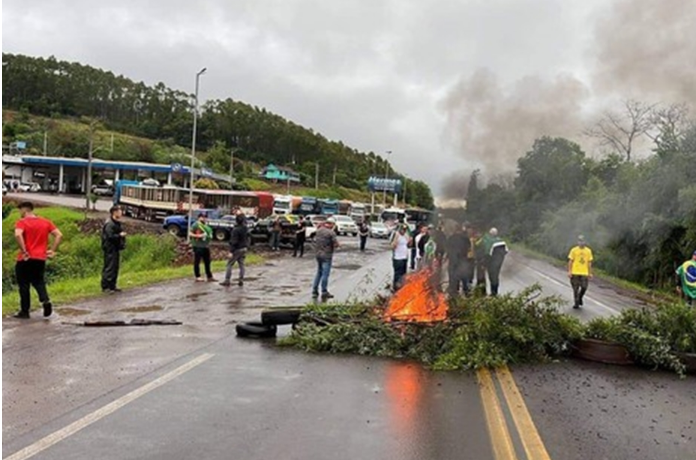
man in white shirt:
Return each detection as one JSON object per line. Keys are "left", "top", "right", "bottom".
{"left": 391, "top": 224, "right": 412, "bottom": 291}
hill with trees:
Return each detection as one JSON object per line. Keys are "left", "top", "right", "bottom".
{"left": 2, "top": 53, "right": 433, "bottom": 208}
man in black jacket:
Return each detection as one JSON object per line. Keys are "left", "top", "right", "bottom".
{"left": 101, "top": 206, "right": 126, "bottom": 293}
{"left": 358, "top": 219, "right": 369, "bottom": 252}
{"left": 293, "top": 216, "right": 307, "bottom": 257}
{"left": 446, "top": 224, "right": 471, "bottom": 297}
{"left": 221, "top": 213, "right": 249, "bottom": 287}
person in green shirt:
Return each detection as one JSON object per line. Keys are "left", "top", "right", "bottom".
{"left": 190, "top": 212, "right": 215, "bottom": 282}
{"left": 676, "top": 251, "right": 696, "bottom": 306}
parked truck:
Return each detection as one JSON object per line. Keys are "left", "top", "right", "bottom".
{"left": 319, "top": 198, "right": 339, "bottom": 215}
{"left": 273, "top": 195, "right": 293, "bottom": 215}
{"left": 350, "top": 202, "right": 367, "bottom": 222}
{"left": 298, "top": 196, "right": 318, "bottom": 215}
{"left": 338, "top": 200, "right": 352, "bottom": 215}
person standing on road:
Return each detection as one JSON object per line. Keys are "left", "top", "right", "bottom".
{"left": 463, "top": 224, "right": 476, "bottom": 290}
{"left": 101, "top": 205, "right": 127, "bottom": 293}
{"left": 13, "top": 201, "right": 63, "bottom": 318}
{"left": 675, "top": 250, "right": 696, "bottom": 306}
{"left": 312, "top": 218, "right": 339, "bottom": 300}
{"left": 432, "top": 225, "right": 446, "bottom": 263}
{"left": 221, "top": 214, "right": 249, "bottom": 287}
{"left": 391, "top": 224, "right": 412, "bottom": 291}
{"left": 446, "top": 224, "right": 471, "bottom": 297}
{"left": 484, "top": 228, "right": 508, "bottom": 296}
{"left": 358, "top": 218, "right": 370, "bottom": 252}
{"left": 190, "top": 212, "right": 215, "bottom": 282}
{"left": 409, "top": 224, "right": 419, "bottom": 271}
{"left": 568, "top": 235, "right": 593, "bottom": 309}
{"left": 415, "top": 225, "right": 431, "bottom": 270}
{"left": 270, "top": 216, "right": 282, "bottom": 251}
{"left": 293, "top": 216, "right": 307, "bottom": 257}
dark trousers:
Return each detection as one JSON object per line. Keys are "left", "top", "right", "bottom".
{"left": 570, "top": 275, "right": 589, "bottom": 306}
{"left": 16, "top": 260, "right": 49, "bottom": 313}
{"left": 360, "top": 236, "right": 368, "bottom": 251}
{"left": 393, "top": 258, "right": 408, "bottom": 290}
{"left": 193, "top": 247, "right": 213, "bottom": 279}
{"left": 293, "top": 236, "right": 305, "bottom": 257}
{"left": 447, "top": 262, "right": 470, "bottom": 297}
{"left": 487, "top": 259, "right": 504, "bottom": 296}
{"left": 409, "top": 248, "right": 417, "bottom": 270}
{"left": 101, "top": 249, "right": 121, "bottom": 291}
{"left": 475, "top": 259, "right": 487, "bottom": 294}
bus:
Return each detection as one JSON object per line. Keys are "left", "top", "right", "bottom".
{"left": 405, "top": 208, "right": 433, "bottom": 225}
{"left": 379, "top": 207, "right": 405, "bottom": 228}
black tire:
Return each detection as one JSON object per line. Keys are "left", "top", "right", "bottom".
{"left": 236, "top": 321, "right": 277, "bottom": 338}
{"left": 352, "top": 232, "right": 358, "bottom": 237}
{"left": 166, "top": 224, "right": 182, "bottom": 237}
{"left": 214, "top": 229, "right": 228, "bottom": 241}
{"left": 261, "top": 308, "right": 302, "bottom": 326}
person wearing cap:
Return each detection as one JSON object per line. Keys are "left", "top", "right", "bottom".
{"left": 312, "top": 218, "right": 339, "bottom": 300}
{"left": 484, "top": 227, "right": 508, "bottom": 296}
{"left": 101, "top": 205, "right": 127, "bottom": 293}
{"left": 391, "top": 223, "right": 412, "bottom": 290}
{"left": 568, "top": 235, "right": 593, "bottom": 308}
{"left": 675, "top": 251, "right": 696, "bottom": 306}
{"left": 190, "top": 212, "right": 215, "bottom": 282}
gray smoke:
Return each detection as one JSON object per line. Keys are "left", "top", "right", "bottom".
{"left": 441, "top": 0, "right": 696, "bottom": 199}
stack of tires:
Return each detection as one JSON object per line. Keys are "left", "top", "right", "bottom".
{"left": 235, "top": 307, "right": 303, "bottom": 338}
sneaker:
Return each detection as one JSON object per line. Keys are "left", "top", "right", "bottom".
{"left": 578, "top": 298, "right": 584, "bottom": 306}
{"left": 13, "top": 311, "right": 30, "bottom": 319}
{"left": 219, "top": 281, "right": 232, "bottom": 287}
{"left": 572, "top": 303, "right": 579, "bottom": 309}
{"left": 238, "top": 280, "right": 244, "bottom": 287}
{"left": 311, "top": 292, "right": 319, "bottom": 298}
{"left": 43, "top": 301, "right": 53, "bottom": 318}
{"left": 321, "top": 292, "right": 335, "bottom": 300}
{"left": 195, "top": 277, "right": 205, "bottom": 282}
{"left": 207, "top": 277, "right": 217, "bottom": 282}
{"left": 112, "top": 288, "right": 123, "bottom": 293}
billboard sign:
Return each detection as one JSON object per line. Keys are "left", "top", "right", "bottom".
{"left": 368, "top": 177, "right": 402, "bottom": 194}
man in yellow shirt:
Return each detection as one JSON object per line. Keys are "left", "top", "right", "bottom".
{"left": 568, "top": 235, "right": 593, "bottom": 309}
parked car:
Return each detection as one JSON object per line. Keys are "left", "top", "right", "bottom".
{"left": 304, "top": 214, "right": 327, "bottom": 240}
{"left": 333, "top": 215, "right": 359, "bottom": 236}
{"left": 249, "top": 215, "right": 300, "bottom": 246}
{"left": 2, "top": 184, "right": 7, "bottom": 196}
{"left": 91, "top": 183, "right": 114, "bottom": 196}
{"left": 369, "top": 222, "right": 391, "bottom": 239}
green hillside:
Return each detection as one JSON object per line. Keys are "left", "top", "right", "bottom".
{"left": 2, "top": 53, "right": 434, "bottom": 208}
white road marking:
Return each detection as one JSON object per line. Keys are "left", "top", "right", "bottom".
{"left": 4, "top": 353, "right": 215, "bottom": 460}
{"left": 522, "top": 263, "right": 620, "bottom": 315}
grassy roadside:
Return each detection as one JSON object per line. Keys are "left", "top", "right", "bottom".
{"left": 510, "top": 242, "right": 678, "bottom": 302}
{"left": 2, "top": 255, "right": 263, "bottom": 316}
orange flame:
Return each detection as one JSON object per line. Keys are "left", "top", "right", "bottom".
{"left": 384, "top": 266, "right": 448, "bottom": 322}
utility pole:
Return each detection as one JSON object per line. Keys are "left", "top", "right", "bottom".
{"left": 402, "top": 177, "right": 407, "bottom": 207}
{"left": 110, "top": 133, "right": 114, "bottom": 153}
{"left": 332, "top": 165, "right": 337, "bottom": 187}
{"left": 315, "top": 163, "right": 319, "bottom": 189}
{"left": 187, "top": 67, "right": 207, "bottom": 243}
{"left": 43, "top": 131, "right": 48, "bottom": 156}
{"left": 383, "top": 150, "right": 392, "bottom": 206}
{"left": 85, "top": 126, "right": 94, "bottom": 210}
{"left": 229, "top": 146, "right": 235, "bottom": 191}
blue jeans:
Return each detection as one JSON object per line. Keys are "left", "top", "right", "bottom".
{"left": 312, "top": 257, "right": 333, "bottom": 295}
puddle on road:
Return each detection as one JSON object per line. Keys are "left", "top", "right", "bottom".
{"left": 56, "top": 307, "right": 91, "bottom": 316}
{"left": 185, "top": 292, "right": 211, "bottom": 301}
{"left": 119, "top": 305, "right": 164, "bottom": 313}
{"left": 333, "top": 264, "right": 362, "bottom": 271}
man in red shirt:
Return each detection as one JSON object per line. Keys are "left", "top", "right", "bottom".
{"left": 13, "top": 202, "right": 63, "bottom": 319}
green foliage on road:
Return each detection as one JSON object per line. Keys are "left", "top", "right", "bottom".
{"left": 464, "top": 120, "right": 696, "bottom": 290}
{"left": 1, "top": 206, "right": 262, "bottom": 314}
{"left": 280, "top": 286, "right": 695, "bottom": 376}
{"left": 2, "top": 53, "right": 435, "bottom": 209}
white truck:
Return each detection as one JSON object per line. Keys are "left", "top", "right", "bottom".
{"left": 273, "top": 195, "right": 293, "bottom": 215}
{"left": 350, "top": 202, "right": 367, "bottom": 222}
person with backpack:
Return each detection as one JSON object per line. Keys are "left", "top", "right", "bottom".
{"left": 13, "top": 201, "right": 63, "bottom": 318}
{"left": 221, "top": 214, "right": 249, "bottom": 287}
{"left": 101, "top": 205, "right": 127, "bottom": 293}
{"left": 190, "top": 212, "right": 215, "bottom": 282}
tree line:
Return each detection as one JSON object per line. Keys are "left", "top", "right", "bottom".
{"left": 463, "top": 103, "right": 696, "bottom": 289}
{"left": 1, "top": 53, "right": 434, "bottom": 209}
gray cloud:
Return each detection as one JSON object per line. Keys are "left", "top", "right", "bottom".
{"left": 3, "top": 0, "right": 645, "bottom": 196}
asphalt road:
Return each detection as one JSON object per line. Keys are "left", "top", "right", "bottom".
{"left": 3, "top": 238, "right": 694, "bottom": 460}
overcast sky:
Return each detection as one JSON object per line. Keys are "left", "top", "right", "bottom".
{"left": 3, "top": 0, "right": 611, "bottom": 194}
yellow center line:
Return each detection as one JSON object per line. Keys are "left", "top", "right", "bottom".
{"left": 477, "top": 368, "right": 518, "bottom": 460}
{"left": 496, "top": 366, "right": 552, "bottom": 460}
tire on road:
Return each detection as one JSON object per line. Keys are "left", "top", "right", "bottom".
{"left": 166, "top": 224, "right": 182, "bottom": 237}
{"left": 261, "top": 308, "right": 302, "bottom": 326}
{"left": 236, "top": 321, "right": 278, "bottom": 338}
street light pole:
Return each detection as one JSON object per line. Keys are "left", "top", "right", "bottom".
{"left": 86, "top": 128, "right": 94, "bottom": 210}
{"left": 187, "top": 67, "right": 207, "bottom": 243}
{"left": 382, "top": 150, "right": 391, "bottom": 206}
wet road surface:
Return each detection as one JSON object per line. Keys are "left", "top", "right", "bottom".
{"left": 3, "top": 239, "right": 695, "bottom": 460}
